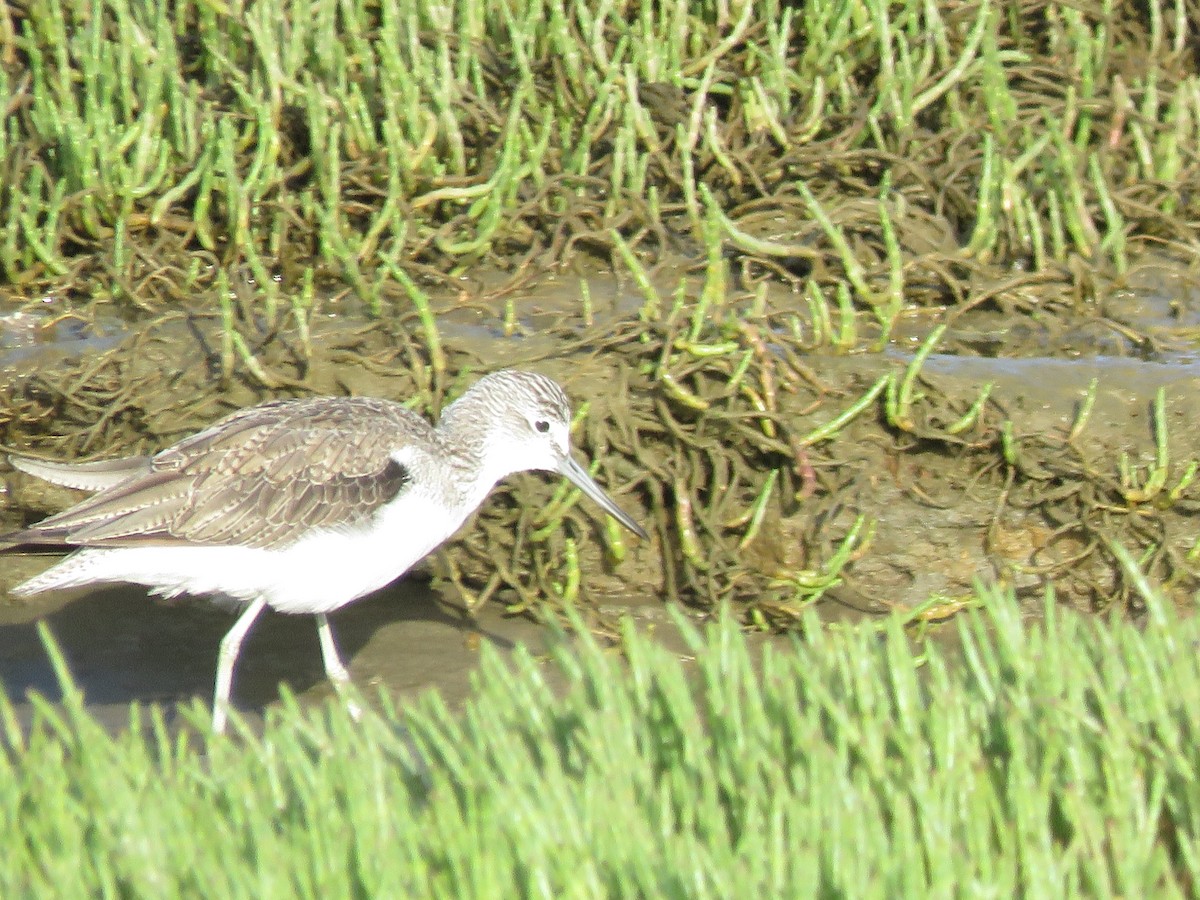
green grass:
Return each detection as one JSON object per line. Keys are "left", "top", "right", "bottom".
{"left": 4, "top": 0, "right": 1198, "bottom": 308}
{"left": 4, "top": 12, "right": 1200, "bottom": 871}
{"left": 2, "top": 585, "right": 1199, "bottom": 896}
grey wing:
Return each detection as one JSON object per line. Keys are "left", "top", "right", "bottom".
{"left": 7, "top": 397, "right": 425, "bottom": 550}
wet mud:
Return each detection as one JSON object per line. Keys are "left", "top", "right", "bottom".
{"left": 3, "top": 256, "right": 1200, "bottom": 727}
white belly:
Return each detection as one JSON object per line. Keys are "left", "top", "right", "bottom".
{"left": 14, "top": 491, "right": 471, "bottom": 615}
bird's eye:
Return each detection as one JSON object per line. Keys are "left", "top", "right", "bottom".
{"left": 534, "top": 419, "right": 550, "bottom": 433}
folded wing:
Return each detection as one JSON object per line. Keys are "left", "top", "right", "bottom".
{"left": 6, "top": 397, "right": 425, "bottom": 551}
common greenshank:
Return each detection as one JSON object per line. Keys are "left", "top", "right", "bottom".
{"left": 3, "top": 370, "right": 647, "bottom": 732}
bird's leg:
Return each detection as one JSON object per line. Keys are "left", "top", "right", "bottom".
{"left": 212, "top": 596, "right": 268, "bottom": 734}
{"left": 316, "top": 613, "right": 363, "bottom": 722}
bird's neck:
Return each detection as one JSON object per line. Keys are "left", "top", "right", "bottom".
{"left": 433, "top": 396, "right": 508, "bottom": 506}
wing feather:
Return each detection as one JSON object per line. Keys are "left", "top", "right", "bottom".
{"left": 7, "top": 397, "right": 424, "bottom": 550}
{"left": 9, "top": 454, "right": 152, "bottom": 491}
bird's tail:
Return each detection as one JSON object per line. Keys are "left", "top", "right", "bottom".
{"left": 8, "top": 551, "right": 113, "bottom": 597}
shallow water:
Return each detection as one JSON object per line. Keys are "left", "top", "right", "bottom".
{"left": 0, "top": 573, "right": 564, "bottom": 732}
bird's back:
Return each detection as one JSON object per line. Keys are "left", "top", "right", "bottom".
{"left": 6, "top": 396, "right": 432, "bottom": 552}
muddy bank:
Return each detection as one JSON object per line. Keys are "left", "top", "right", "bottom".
{"left": 5, "top": 256, "right": 1200, "bottom": 620}
{"left": 4, "top": 254, "right": 1200, "bottom": 727}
